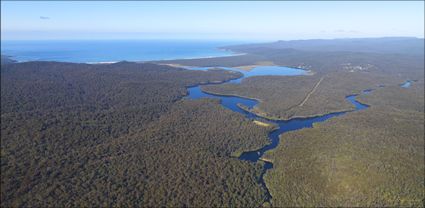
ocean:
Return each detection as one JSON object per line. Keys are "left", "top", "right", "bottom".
{"left": 1, "top": 40, "right": 245, "bottom": 63}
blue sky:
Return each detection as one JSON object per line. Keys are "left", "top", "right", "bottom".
{"left": 1, "top": 1, "right": 424, "bottom": 40}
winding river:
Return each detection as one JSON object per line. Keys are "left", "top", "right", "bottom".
{"left": 184, "top": 66, "right": 370, "bottom": 203}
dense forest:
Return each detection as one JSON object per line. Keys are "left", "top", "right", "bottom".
{"left": 203, "top": 66, "right": 419, "bottom": 120}
{"left": 1, "top": 37, "right": 424, "bottom": 207}
{"left": 1, "top": 61, "right": 272, "bottom": 207}
{"left": 263, "top": 81, "right": 424, "bottom": 206}
{"left": 162, "top": 38, "right": 425, "bottom": 206}
{"left": 192, "top": 41, "right": 424, "bottom": 120}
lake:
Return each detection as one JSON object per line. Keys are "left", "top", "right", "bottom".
{"left": 186, "top": 66, "right": 309, "bottom": 83}
{"left": 1, "top": 40, "right": 244, "bottom": 63}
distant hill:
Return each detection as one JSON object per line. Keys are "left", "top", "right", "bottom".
{"left": 225, "top": 37, "right": 424, "bottom": 56}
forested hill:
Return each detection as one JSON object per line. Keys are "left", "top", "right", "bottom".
{"left": 1, "top": 61, "right": 272, "bottom": 207}
{"left": 224, "top": 37, "right": 424, "bottom": 56}
{"left": 1, "top": 61, "right": 240, "bottom": 114}
{"left": 150, "top": 37, "right": 424, "bottom": 206}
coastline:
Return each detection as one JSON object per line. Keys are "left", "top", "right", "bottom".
{"left": 1, "top": 44, "right": 246, "bottom": 64}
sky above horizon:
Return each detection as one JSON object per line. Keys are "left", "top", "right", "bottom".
{"left": 1, "top": 1, "right": 424, "bottom": 41}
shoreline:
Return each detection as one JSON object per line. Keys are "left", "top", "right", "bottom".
{"left": 201, "top": 87, "right": 359, "bottom": 122}
{"left": 233, "top": 61, "right": 277, "bottom": 71}
{"left": 1, "top": 49, "right": 246, "bottom": 65}
{"left": 185, "top": 67, "right": 374, "bottom": 206}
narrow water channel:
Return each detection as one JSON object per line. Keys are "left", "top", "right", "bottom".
{"left": 184, "top": 66, "right": 371, "bottom": 203}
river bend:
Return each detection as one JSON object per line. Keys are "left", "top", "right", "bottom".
{"left": 184, "top": 66, "right": 370, "bottom": 203}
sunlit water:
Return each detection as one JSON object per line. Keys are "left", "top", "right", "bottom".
{"left": 1, "top": 40, "right": 245, "bottom": 63}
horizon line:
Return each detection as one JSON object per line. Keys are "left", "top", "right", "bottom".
{"left": 1, "top": 36, "right": 424, "bottom": 42}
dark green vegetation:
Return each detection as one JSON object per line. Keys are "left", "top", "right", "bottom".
{"left": 2, "top": 38, "right": 424, "bottom": 207}
{"left": 184, "top": 39, "right": 424, "bottom": 120}
{"left": 1, "top": 61, "right": 271, "bottom": 207}
{"left": 203, "top": 67, "right": 420, "bottom": 120}
{"left": 158, "top": 38, "right": 423, "bottom": 119}
{"left": 163, "top": 37, "right": 425, "bottom": 206}
{"left": 264, "top": 81, "right": 424, "bottom": 207}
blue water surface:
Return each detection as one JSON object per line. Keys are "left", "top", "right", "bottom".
{"left": 186, "top": 65, "right": 308, "bottom": 83}
{"left": 185, "top": 67, "right": 371, "bottom": 202}
{"left": 1, "top": 40, "right": 244, "bottom": 63}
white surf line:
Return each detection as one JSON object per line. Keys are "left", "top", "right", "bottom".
{"left": 86, "top": 61, "right": 119, "bottom": 64}
{"left": 299, "top": 76, "right": 324, "bottom": 107}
